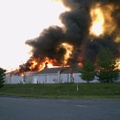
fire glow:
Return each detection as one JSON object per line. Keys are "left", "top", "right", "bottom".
{"left": 90, "top": 6, "right": 104, "bottom": 36}
{"left": 60, "top": 43, "right": 73, "bottom": 65}
{"left": 29, "top": 57, "right": 56, "bottom": 71}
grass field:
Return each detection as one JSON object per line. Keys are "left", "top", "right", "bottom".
{"left": 0, "top": 83, "right": 120, "bottom": 99}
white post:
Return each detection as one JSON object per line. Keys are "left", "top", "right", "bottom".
{"left": 77, "top": 83, "right": 78, "bottom": 91}
{"left": 58, "top": 71, "right": 61, "bottom": 83}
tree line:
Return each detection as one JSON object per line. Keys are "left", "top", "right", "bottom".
{"left": 81, "top": 48, "right": 119, "bottom": 83}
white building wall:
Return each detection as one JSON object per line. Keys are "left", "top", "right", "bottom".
{"left": 25, "top": 76, "right": 33, "bottom": 83}
{"left": 73, "top": 73, "right": 86, "bottom": 83}
{"left": 5, "top": 77, "right": 10, "bottom": 84}
{"left": 60, "top": 74, "right": 69, "bottom": 83}
{"left": 116, "top": 72, "right": 120, "bottom": 82}
{"left": 5, "top": 71, "right": 120, "bottom": 84}
{"left": 5, "top": 75, "right": 23, "bottom": 84}
{"left": 47, "top": 74, "right": 58, "bottom": 83}
{"left": 36, "top": 75, "right": 46, "bottom": 83}
{"left": 33, "top": 75, "right": 46, "bottom": 84}
{"left": 90, "top": 76, "right": 100, "bottom": 83}
{"left": 60, "top": 73, "right": 85, "bottom": 83}
{"left": 71, "top": 73, "right": 100, "bottom": 83}
{"left": 60, "top": 73, "right": 86, "bottom": 83}
{"left": 33, "top": 73, "right": 59, "bottom": 84}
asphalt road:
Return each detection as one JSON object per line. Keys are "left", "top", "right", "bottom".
{"left": 0, "top": 96, "right": 120, "bottom": 120}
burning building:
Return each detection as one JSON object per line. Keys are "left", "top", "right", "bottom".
{"left": 19, "top": 0, "right": 120, "bottom": 73}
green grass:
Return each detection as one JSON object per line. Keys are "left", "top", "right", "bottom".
{"left": 0, "top": 83, "right": 120, "bottom": 99}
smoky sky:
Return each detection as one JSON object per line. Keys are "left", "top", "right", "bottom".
{"left": 23, "top": 0, "right": 120, "bottom": 71}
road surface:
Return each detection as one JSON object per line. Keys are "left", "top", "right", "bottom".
{"left": 0, "top": 96, "right": 120, "bottom": 120}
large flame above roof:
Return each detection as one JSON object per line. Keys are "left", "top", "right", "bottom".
{"left": 90, "top": 6, "right": 104, "bottom": 36}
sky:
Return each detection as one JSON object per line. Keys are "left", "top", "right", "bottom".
{"left": 0, "top": 0, "right": 67, "bottom": 71}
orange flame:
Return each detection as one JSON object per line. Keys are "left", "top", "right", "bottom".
{"left": 58, "top": 43, "right": 73, "bottom": 65}
{"left": 90, "top": 4, "right": 117, "bottom": 37}
{"left": 28, "top": 57, "right": 57, "bottom": 71}
{"left": 90, "top": 5, "right": 104, "bottom": 36}
{"left": 116, "top": 61, "right": 120, "bottom": 70}
{"left": 29, "top": 60, "right": 38, "bottom": 70}
{"left": 20, "top": 73, "right": 24, "bottom": 76}
{"left": 78, "top": 62, "right": 83, "bottom": 67}
{"left": 28, "top": 59, "right": 38, "bottom": 71}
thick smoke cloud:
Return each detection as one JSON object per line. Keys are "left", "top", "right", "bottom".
{"left": 21, "top": 0, "right": 120, "bottom": 71}
{"left": 25, "top": 26, "right": 66, "bottom": 65}
{"left": 60, "top": 7, "right": 91, "bottom": 43}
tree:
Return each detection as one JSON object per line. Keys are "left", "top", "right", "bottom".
{"left": 0, "top": 68, "right": 6, "bottom": 88}
{"left": 81, "top": 60, "right": 96, "bottom": 83}
{"left": 97, "top": 48, "right": 118, "bottom": 83}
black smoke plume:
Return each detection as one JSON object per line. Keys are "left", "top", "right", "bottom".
{"left": 20, "top": 0, "right": 120, "bottom": 72}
